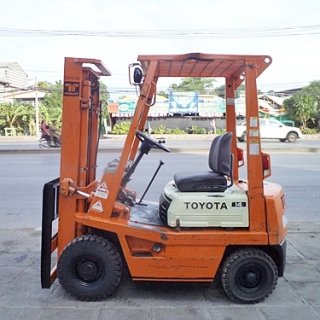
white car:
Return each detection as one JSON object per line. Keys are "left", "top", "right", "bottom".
{"left": 236, "top": 118, "right": 302, "bottom": 142}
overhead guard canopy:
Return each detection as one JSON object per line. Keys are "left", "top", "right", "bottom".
{"left": 137, "top": 53, "right": 272, "bottom": 87}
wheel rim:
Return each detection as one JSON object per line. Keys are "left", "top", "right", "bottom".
{"left": 236, "top": 263, "right": 265, "bottom": 293}
{"left": 75, "top": 258, "right": 102, "bottom": 284}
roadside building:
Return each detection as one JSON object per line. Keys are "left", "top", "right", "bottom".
{"left": 1, "top": 89, "right": 46, "bottom": 105}
{"left": 0, "top": 62, "right": 28, "bottom": 90}
{"left": 0, "top": 62, "right": 46, "bottom": 136}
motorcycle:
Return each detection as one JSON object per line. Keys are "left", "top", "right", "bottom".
{"left": 39, "top": 134, "right": 61, "bottom": 148}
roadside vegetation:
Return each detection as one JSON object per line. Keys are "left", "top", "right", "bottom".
{"left": 1, "top": 78, "right": 319, "bottom": 136}
{"left": 111, "top": 122, "right": 224, "bottom": 135}
{"left": 283, "top": 80, "right": 320, "bottom": 132}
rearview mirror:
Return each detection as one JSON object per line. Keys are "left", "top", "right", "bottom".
{"left": 128, "top": 63, "right": 144, "bottom": 85}
{"left": 134, "top": 67, "right": 143, "bottom": 83}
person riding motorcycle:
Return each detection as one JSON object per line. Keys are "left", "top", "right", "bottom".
{"left": 40, "top": 120, "right": 60, "bottom": 147}
{"left": 48, "top": 120, "right": 61, "bottom": 146}
{"left": 40, "top": 120, "right": 50, "bottom": 140}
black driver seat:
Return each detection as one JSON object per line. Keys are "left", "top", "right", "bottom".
{"left": 174, "top": 132, "right": 233, "bottom": 192}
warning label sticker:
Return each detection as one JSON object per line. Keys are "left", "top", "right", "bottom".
{"left": 95, "top": 182, "right": 109, "bottom": 199}
{"left": 64, "top": 81, "right": 80, "bottom": 96}
{"left": 249, "top": 139, "right": 260, "bottom": 155}
{"left": 92, "top": 200, "right": 103, "bottom": 212}
{"left": 226, "top": 98, "right": 235, "bottom": 105}
{"left": 250, "top": 117, "right": 258, "bottom": 128}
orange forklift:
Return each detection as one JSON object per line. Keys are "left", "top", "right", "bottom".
{"left": 41, "top": 54, "right": 287, "bottom": 304}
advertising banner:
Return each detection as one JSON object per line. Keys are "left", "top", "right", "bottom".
{"left": 108, "top": 93, "right": 266, "bottom": 118}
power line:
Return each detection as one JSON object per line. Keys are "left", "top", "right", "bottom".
{"left": 0, "top": 25, "right": 320, "bottom": 38}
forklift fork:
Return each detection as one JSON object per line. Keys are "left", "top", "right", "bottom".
{"left": 41, "top": 178, "right": 60, "bottom": 288}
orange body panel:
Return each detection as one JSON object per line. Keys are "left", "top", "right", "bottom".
{"left": 264, "top": 183, "right": 287, "bottom": 244}
{"left": 75, "top": 211, "right": 269, "bottom": 280}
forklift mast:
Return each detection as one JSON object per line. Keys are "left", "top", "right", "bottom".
{"left": 41, "top": 58, "right": 111, "bottom": 287}
{"left": 58, "top": 58, "right": 111, "bottom": 253}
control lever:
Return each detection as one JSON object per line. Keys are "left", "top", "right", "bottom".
{"left": 138, "top": 160, "right": 164, "bottom": 205}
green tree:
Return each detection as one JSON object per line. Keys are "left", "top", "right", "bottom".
{"left": 215, "top": 84, "right": 225, "bottom": 98}
{"left": 0, "top": 102, "right": 35, "bottom": 135}
{"left": 284, "top": 93, "right": 315, "bottom": 130}
{"left": 157, "top": 91, "right": 169, "bottom": 98}
{"left": 37, "top": 81, "right": 52, "bottom": 90}
{"left": 303, "top": 81, "right": 320, "bottom": 113}
{"left": 39, "top": 80, "right": 110, "bottom": 121}
{"left": 99, "top": 81, "right": 110, "bottom": 118}
{"left": 20, "top": 103, "right": 36, "bottom": 135}
{"left": 99, "top": 81, "right": 112, "bottom": 134}
{"left": 40, "top": 81, "right": 63, "bottom": 124}
{"left": 283, "top": 81, "right": 320, "bottom": 129}
{"left": 0, "top": 103, "right": 24, "bottom": 128}
{"left": 99, "top": 81, "right": 109, "bottom": 103}
{"left": 169, "top": 77, "right": 216, "bottom": 94}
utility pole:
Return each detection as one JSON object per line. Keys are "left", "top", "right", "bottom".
{"left": 35, "top": 77, "right": 40, "bottom": 138}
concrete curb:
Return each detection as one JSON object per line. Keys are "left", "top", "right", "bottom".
{"left": 0, "top": 133, "right": 319, "bottom": 142}
{"left": 0, "top": 134, "right": 319, "bottom": 154}
{"left": 108, "top": 143, "right": 320, "bottom": 154}
{"left": 1, "top": 146, "right": 320, "bottom": 155}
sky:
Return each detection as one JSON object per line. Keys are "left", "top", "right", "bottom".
{"left": 1, "top": 0, "right": 320, "bottom": 93}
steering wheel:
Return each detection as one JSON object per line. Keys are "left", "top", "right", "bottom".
{"left": 136, "top": 131, "right": 170, "bottom": 153}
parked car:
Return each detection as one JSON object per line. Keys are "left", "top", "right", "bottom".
{"left": 236, "top": 118, "right": 302, "bottom": 142}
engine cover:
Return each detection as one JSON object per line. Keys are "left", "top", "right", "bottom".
{"left": 161, "top": 181, "right": 249, "bottom": 228}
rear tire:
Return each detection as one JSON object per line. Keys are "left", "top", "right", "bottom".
{"left": 39, "top": 138, "right": 49, "bottom": 148}
{"left": 221, "top": 248, "right": 278, "bottom": 304}
{"left": 57, "top": 234, "right": 122, "bottom": 301}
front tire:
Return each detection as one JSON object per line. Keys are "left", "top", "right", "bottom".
{"left": 221, "top": 248, "right": 278, "bottom": 304}
{"left": 57, "top": 234, "right": 122, "bottom": 301}
{"left": 287, "top": 132, "right": 298, "bottom": 142}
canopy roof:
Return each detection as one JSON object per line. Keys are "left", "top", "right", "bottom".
{"left": 137, "top": 53, "right": 271, "bottom": 85}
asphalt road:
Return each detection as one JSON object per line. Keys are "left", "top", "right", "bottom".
{"left": 0, "top": 149, "right": 319, "bottom": 228}
{"left": 0, "top": 147, "right": 320, "bottom": 320}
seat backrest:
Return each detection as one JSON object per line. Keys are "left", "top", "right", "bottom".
{"left": 208, "top": 132, "right": 232, "bottom": 176}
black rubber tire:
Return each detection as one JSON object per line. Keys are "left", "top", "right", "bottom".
{"left": 57, "top": 234, "right": 122, "bottom": 301}
{"left": 221, "top": 248, "right": 278, "bottom": 304}
{"left": 287, "top": 132, "right": 298, "bottom": 142}
{"left": 279, "top": 138, "right": 286, "bottom": 142}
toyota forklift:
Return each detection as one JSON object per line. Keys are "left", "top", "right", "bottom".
{"left": 41, "top": 54, "right": 287, "bottom": 304}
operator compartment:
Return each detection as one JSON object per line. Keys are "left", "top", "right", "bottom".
{"left": 159, "top": 132, "right": 248, "bottom": 228}
{"left": 160, "top": 181, "right": 249, "bottom": 228}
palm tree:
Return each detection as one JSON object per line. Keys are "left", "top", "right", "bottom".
{"left": 0, "top": 103, "right": 27, "bottom": 133}
{"left": 20, "top": 103, "right": 37, "bottom": 135}
{"left": 0, "top": 102, "right": 38, "bottom": 135}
